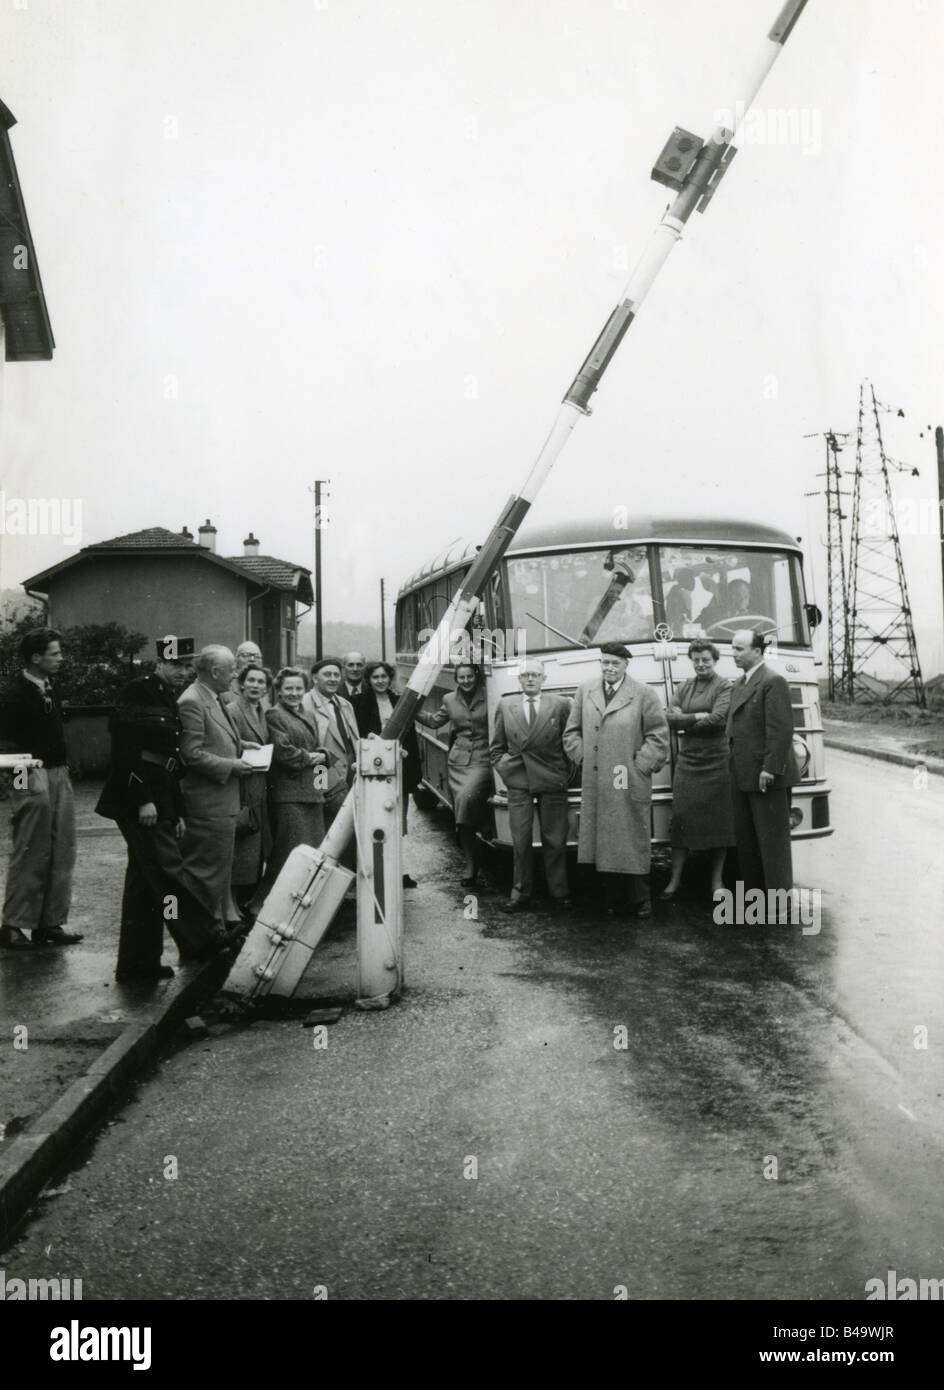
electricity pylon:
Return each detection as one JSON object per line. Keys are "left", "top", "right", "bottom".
{"left": 846, "top": 382, "right": 925, "bottom": 706}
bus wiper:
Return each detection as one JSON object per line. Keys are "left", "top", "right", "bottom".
{"left": 524, "top": 612, "right": 586, "bottom": 649}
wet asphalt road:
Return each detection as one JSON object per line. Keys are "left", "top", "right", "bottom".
{"left": 3, "top": 748, "right": 943, "bottom": 1300}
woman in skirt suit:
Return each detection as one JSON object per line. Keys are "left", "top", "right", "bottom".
{"left": 662, "top": 639, "right": 734, "bottom": 901}
{"left": 415, "top": 662, "right": 492, "bottom": 886}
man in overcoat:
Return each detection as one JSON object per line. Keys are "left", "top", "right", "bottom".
{"left": 725, "top": 629, "right": 798, "bottom": 897}
{"left": 96, "top": 636, "right": 227, "bottom": 979}
{"left": 563, "top": 642, "right": 669, "bottom": 918}
{"left": 490, "top": 659, "right": 573, "bottom": 912}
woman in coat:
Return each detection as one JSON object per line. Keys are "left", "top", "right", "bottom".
{"left": 257, "top": 666, "right": 329, "bottom": 899}
{"left": 415, "top": 661, "right": 492, "bottom": 886}
{"left": 562, "top": 642, "right": 669, "bottom": 917}
{"left": 360, "top": 660, "right": 421, "bottom": 887}
{"left": 227, "top": 662, "right": 274, "bottom": 917}
{"left": 662, "top": 640, "right": 734, "bottom": 902}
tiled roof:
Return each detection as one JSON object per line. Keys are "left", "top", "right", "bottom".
{"left": 228, "top": 555, "right": 314, "bottom": 603}
{"left": 23, "top": 526, "right": 313, "bottom": 601}
{"left": 87, "top": 527, "right": 197, "bottom": 550}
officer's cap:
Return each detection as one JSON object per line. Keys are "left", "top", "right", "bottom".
{"left": 155, "top": 636, "right": 196, "bottom": 663}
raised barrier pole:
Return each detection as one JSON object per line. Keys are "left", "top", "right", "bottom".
{"left": 224, "top": 0, "right": 811, "bottom": 1002}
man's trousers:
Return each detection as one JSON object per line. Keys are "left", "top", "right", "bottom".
{"left": 730, "top": 783, "right": 793, "bottom": 894}
{"left": 507, "top": 788, "right": 569, "bottom": 902}
{"left": 2, "top": 765, "right": 76, "bottom": 933}
{"left": 115, "top": 816, "right": 223, "bottom": 974}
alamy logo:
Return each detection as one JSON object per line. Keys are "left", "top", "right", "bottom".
{"left": 0, "top": 1268, "right": 82, "bottom": 1300}
{"left": 0, "top": 493, "right": 83, "bottom": 546}
{"left": 865, "top": 1271, "right": 944, "bottom": 1300}
{"left": 712, "top": 884, "right": 822, "bottom": 935}
{"left": 49, "top": 1320, "right": 151, "bottom": 1371}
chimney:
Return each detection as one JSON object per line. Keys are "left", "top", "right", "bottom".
{"left": 197, "top": 519, "right": 217, "bottom": 553}
{"left": 243, "top": 531, "right": 260, "bottom": 558}
{"left": 180, "top": 525, "right": 194, "bottom": 542}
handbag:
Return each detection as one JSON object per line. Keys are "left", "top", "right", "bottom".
{"left": 235, "top": 778, "right": 260, "bottom": 837}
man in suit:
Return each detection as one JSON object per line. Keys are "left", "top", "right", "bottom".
{"left": 178, "top": 645, "right": 255, "bottom": 928}
{"left": 726, "top": 629, "right": 798, "bottom": 899}
{"left": 0, "top": 628, "right": 81, "bottom": 950}
{"left": 225, "top": 640, "right": 270, "bottom": 708}
{"left": 96, "top": 636, "right": 227, "bottom": 979}
{"left": 338, "top": 650, "right": 371, "bottom": 729}
{"left": 491, "top": 659, "right": 573, "bottom": 913}
{"left": 302, "top": 657, "right": 360, "bottom": 841}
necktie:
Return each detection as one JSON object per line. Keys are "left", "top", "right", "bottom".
{"left": 604, "top": 683, "right": 615, "bottom": 705}
{"left": 525, "top": 696, "right": 535, "bottom": 725}
{"left": 331, "top": 697, "right": 354, "bottom": 755}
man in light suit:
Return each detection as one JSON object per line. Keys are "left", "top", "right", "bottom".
{"left": 301, "top": 656, "right": 360, "bottom": 836}
{"left": 726, "top": 629, "right": 799, "bottom": 898}
{"left": 490, "top": 659, "right": 573, "bottom": 913}
{"left": 178, "top": 645, "right": 255, "bottom": 927}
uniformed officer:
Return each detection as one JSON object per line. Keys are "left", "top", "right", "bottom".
{"left": 96, "top": 636, "right": 228, "bottom": 981}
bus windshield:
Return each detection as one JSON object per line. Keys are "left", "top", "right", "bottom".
{"left": 505, "top": 544, "right": 809, "bottom": 650}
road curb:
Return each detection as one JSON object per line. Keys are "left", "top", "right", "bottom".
{"left": 0, "top": 956, "right": 228, "bottom": 1247}
{"left": 824, "top": 735, "right": 944, "bottom": 776}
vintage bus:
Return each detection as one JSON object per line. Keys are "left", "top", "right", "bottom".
{"left": 395, "top": 515, "right": 832, "bottom": 861}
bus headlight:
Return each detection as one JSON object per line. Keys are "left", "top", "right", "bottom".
{"left": 792, "top": 733, "right": 810, "bottom": 778}
{"left": 789, "top": 806, "right": 803, "bottom": 828}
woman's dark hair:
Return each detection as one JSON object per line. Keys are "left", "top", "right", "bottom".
{"left": 687, "top": 639, "right": 720, "bottom": 662}
{"left": 273, "top": 665, "right": 308, "bottom": 693}
{"left": 366, "top": 660, "right": 396, "bottom": 685}
{"left": 237, "top": 662, "right": 268, "bottom": 690}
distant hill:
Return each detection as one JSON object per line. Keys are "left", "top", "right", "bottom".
{"left": 297, "top": 619, "right": 394, "bottom": 662}
{"left": 0, "top": 589, "right": 44, "bottom": 624}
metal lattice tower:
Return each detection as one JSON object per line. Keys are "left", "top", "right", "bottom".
{"left": 846, "top": 382, "right": 925, "bottom": 706}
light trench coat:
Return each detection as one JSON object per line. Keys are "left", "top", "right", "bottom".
{"left": 562, "top": 675, "right": 669, "bottom": 874}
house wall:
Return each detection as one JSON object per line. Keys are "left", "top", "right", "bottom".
{"left": 248, "top": 591, "right": 298, "bottom": 672}
{"left": 43, "top": 555, "right": 250, "bottom": 654}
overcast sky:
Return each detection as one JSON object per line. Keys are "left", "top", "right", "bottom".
{"left": 1, "top": 0, "right": 942, "bottom": 673}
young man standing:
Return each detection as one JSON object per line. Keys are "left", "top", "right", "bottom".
{"left": 0, "top": 628, "right": 82, "bottom": 950}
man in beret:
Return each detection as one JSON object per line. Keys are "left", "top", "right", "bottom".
{"left": 563, "top": 642, "right": 669, "bottom": 918}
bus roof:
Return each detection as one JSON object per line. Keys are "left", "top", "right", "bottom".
{"left": 397, "top": 514, "right": 802, "bottom": 596}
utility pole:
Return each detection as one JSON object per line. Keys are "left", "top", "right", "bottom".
{"left": 805, "top": 429, "right": 852, "bottom": 701}
{"left": 312, "top": 479, "right": 328, "bottom": 662}
{"left": 380, "top": 578, "right": 387, "bottom": 659}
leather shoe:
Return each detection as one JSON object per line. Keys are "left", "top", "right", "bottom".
{"left": 635, "top": 900, "right": 653, "bottom": 920}
{"left": 499, "top": 899, "right": 531, "bottom": 914}
{"left": 550, "top": 897, "right": 574, "bottom": 911}
{"left": 402, "top": 874, "right": 418, "bottom": 888}
{"left": 32, "top": 927, "right": 84, "bottom": 946}
{"left": 116, "top": 965, "right": 175, "bottom": 982}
